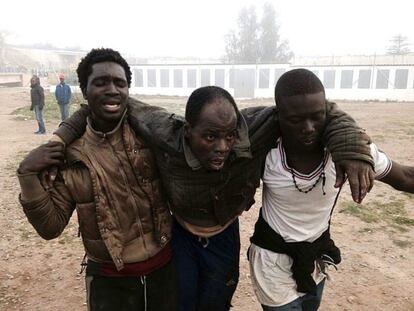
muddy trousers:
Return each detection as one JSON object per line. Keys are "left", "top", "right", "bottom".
{"left": 171, "top": 218, "right": 240, "bottom": 311}
{"left": 85, "top": 260, "right": 177, "bottom": 311}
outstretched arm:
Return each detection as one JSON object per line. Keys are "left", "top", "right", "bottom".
{"left": 380, "top": 161, "right": 414, "bottom": 193}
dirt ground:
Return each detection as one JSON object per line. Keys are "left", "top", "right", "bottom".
{"left": 0, "top": 87, "right": 413, "bottom": 311}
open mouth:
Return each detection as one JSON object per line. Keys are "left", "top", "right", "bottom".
{"left": 303, "top": 138, "right": 315, "bottom": 145}
{"left": 210, "top": 158, "right": 225, "bottom": 169}
{"left": 301, "top": 136, "right": 317, "bottom": 145}
{"left": 103, "top": 102, "right": 121, "bottom": 112}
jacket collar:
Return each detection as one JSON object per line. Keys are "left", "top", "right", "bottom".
{"left": 183, "top": 112, "right": 252, "bottom": 170}
{"left": 84, "top": 109, "right": 127, "bottom": 144}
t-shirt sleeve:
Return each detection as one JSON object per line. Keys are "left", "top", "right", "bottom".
{"left": 370, "top": 143, "right": 392, "bottom": 179}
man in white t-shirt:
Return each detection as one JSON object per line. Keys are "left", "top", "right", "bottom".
{"left": 248, "top": 69, "right": 414, "bottom": 311}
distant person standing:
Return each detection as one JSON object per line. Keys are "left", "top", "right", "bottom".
{"left": 55, "top": 73, "right": 71, "bottom": 120}
{"left": 30, "top": 75, "right": 46, "bottom": 135}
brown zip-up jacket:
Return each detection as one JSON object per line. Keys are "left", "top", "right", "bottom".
{"left": 18, "top": 114, "right": 172, "bottom": 270}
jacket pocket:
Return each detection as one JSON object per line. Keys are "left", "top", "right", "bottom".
{"left": 82, "top": 238, "right": 112, "bottom": 262}
{"left": 76, "top": 202, "right": 101, "bottom": 240}
{"left": 131, "top": 146, "right": 158, "bottom": 181}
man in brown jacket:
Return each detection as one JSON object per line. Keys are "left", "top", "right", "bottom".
{"left": 17, "top": 48, "right": 176, "bottom": 311}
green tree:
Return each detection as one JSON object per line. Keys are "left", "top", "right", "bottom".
{"left": 259, "top": 3, "right": 293, "bottom": 63}
{"left": 0, "top": 30, "right": 8, "bottom": 66}
{"left": 387, "top": 34, "right": 411, "bottom": 55}
{"left": 224, "top": 3, "right": 293, "bottom": 63}
{"left": 225, "top": 6, "right": 259, "bottom": 63}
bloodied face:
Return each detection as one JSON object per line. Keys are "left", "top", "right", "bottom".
{"left": 185, "top": 98, "right": 238, "bottom": 171}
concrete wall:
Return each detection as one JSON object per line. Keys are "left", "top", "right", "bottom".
{"left": 129, "top": 63, "right": 414, "bottom": 101}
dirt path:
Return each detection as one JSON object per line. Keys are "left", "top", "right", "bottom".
{"left": 0, "top": 88, "right": 413, "bottom": 310}
{"left": 0, "top": 88, "right": 85, "bottom": 310}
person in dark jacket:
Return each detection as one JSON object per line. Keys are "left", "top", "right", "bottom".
{"left": 52, "top": 85, "right": 374, "bottom": 311}
{"left": 248, "top": 69, "right": 414, "bottom": 310}
{"left": 30, "top": 75, "right": 46, "bottom": 134}
{"left": 17, "top": 49, "right": 177, "bottom": 311}
{"left": 55, "top": 73, "right": 72, "bottom": 120}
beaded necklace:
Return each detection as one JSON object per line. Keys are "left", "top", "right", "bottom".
{"left": 289, "top": 152, "right": 327, "bottom": 195}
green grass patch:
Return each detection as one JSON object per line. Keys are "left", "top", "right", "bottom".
{"left": 371, "top": 134, "right": 385, "bottom": 143}
{"left": 392, "top": 239, "right": 412, "bottom": 248}
{"left": 340, "top": 198, "right": 414, "bottom": 229}
{"left": 402, "top": 192, "right": 414, "bottom": 199}
{"left": 389, "top": 223, "right": 410, "bottom": 233}
{"left": 339, "top": 202, "right": 379, "bottom": 223}
{"left": 11, "top": 92, "right": 83, "bottom": 121}
{"left": 17, "top": 226, "right": 34, "bottom": 240}
{"left": 358, "top": 227, "right": 375, "bottom": 233}
{"left": 405, "top": 128, "right": 414, "bottom": 136}
{"left": 393, "top": 216, "right": 414, "bottom": 226}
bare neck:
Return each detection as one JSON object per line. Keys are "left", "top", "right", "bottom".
{"left": 283, "top": 141, "right": 325, "bottom": 174}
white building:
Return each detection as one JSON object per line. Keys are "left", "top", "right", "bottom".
{"left": 129, "top": 54, "right": 414, "bottom": 101}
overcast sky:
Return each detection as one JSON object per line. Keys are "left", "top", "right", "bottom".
{"left": 2, "top": 0, "right": 413, "bottom": 58}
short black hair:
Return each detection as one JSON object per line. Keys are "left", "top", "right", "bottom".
{"left": 275, "top": 68, "right": 325, "bottom": 106}
{"left": 185, "top": 86, "right": 238, "bottom": 125}
{"left": 76, "top": 48, "right": 132, "bottom": 94}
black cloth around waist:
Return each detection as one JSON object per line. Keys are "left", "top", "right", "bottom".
{"left": 250, "top": 210, "right": 341, "bottom": 295}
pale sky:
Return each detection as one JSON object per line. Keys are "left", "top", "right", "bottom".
{"left": 2, "top": 0, "right": 413, "bottom": 58}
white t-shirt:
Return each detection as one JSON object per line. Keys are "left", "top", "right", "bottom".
{"left": 249, "top": 141, "right": 392, "bottom": 307}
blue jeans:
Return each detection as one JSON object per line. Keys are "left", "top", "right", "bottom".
{"left": 34, "top": 105, "right": 46, "bottom": 133}
{"left": 58, "top": 103, "right": 70, "bottom": 120}
{"left": 171, "top": 218, "right": 240, "bottom": 311}
{"left": 262, "top": 279, "right": 326, "bottom": 311}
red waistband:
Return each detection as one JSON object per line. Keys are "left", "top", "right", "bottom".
{"left": 88, "top": 243, "right": 172, "bottom": 277}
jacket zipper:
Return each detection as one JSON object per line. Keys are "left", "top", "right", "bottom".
{"left": 105, "top": 134, "right": 149, "bottom": 255}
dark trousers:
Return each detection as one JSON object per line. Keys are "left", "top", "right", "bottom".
{"left": 171, "top": 218, "right": 240, "bottom": 311}
{"left": 86, "top": 260, "right": 177, "bottom": 311}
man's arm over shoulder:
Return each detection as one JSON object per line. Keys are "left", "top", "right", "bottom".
{"left": 240, "top": 106, "right": 280, "bottom": 151}
{"left": 18, "top": 171, "right": 75, "bottom": 240}
{"left": 127, "top": 96, "right": 178, "bottom": 130}
{"left": 324, "top": 101, "right": 373, "bottom": 165}
{"left": 54, "top": 104, "right": 90, "bottom": 145}
{"left": 127, "top": 97, "right": 185, "bottom": 149}
{"left": 240, "top": 106, "right": 271, "bottom": 128}
{"left": 324, "top": 101, "right": 375, "bottom": 203}
{"left": 17, "top": 142, "right": 75, "bottom": 240}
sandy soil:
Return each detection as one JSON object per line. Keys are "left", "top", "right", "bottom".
{"left": 0, "top": 87, "right": 413, "bottom": 311}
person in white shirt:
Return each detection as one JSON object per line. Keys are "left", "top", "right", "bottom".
{"left": 248, "top": 68, "right": 414, "bottom": 311}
